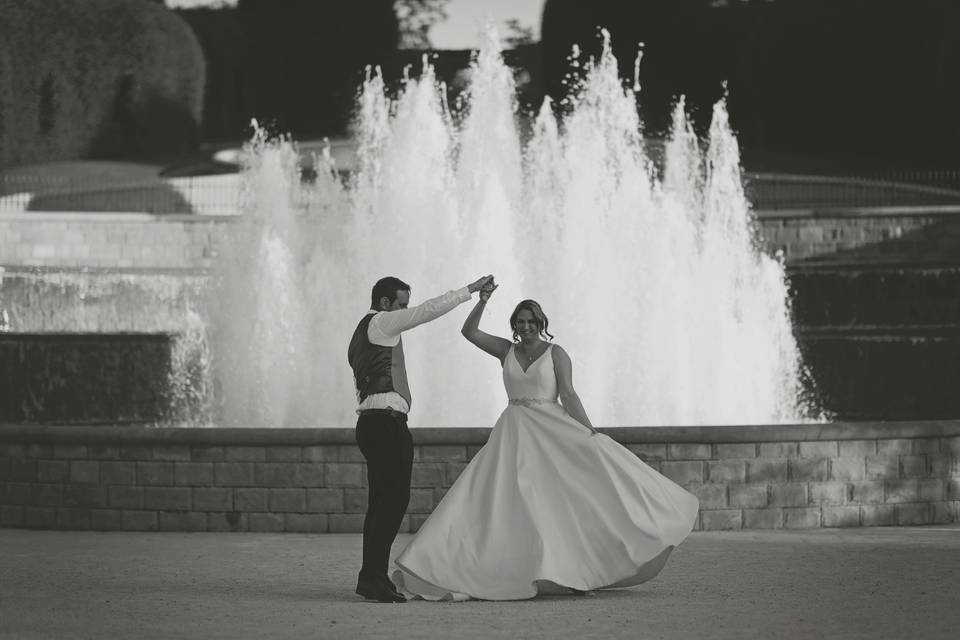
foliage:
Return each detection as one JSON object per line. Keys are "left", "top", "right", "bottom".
{"left": 0, "top": 0, "right": 205, "bottom": 170}
{"left": 177, "top": 0, "right": 398, "bottom": 139}
{"left": 504, "top": 19, "right": 535, "bottom": 48}
{"left": 540, "top": 0, "right": 960, "bottom": 163}
{"left": 243, "top": 0, "right": 398, "bottom": 135}
{"left": 741, "top": 0, "right": 960, "bottom": 160}
{"left": 395, "top": 0, "right": 450, "bottom": 49}
{"left": 164, "top": 0, "right": 238, "bottom": 7}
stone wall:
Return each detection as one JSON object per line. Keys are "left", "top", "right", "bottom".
{"left": 2, "top": 208, "right": 959, "bottom": 271}
{"left": 0, "top": 213, "right": 225, "bottom": 270}
{"left": 1, "top": 423, "right": 958, "bottom": 532}
{"left": 761, "top": 208, "right": 960, "bottom": 264}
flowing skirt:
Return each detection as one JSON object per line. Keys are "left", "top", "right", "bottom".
{"left": 392, "top": 402, "right": 700, "bottom": 601}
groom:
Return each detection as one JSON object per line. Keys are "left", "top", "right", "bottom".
{"left": 348, "top": 274, "right": 493, "bottom": 603}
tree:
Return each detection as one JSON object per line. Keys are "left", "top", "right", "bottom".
{"left": 504, "top": 19, "right": 535, "bottom": 48}
{"left": 395, "top": 0, "right": 450, "bottom": 49}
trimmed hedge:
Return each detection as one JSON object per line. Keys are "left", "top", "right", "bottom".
{"left": 0, "top": 0, "right": 205, "bottom": 170}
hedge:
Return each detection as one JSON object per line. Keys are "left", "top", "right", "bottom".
{"left": 0, "top": 0, "right": 205, "bottom": 170}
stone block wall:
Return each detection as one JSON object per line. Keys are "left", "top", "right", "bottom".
{"left": 1, "top": 423, "right": 958, "bottom": 532}
{"left": 2, "top": 209, "right": 960, "bottom": 271}
{"left": 0, "top": 213, "right": 226, "bottom": 270}
{"left": 761, "top": 210, "right": 960, "bottom": 264}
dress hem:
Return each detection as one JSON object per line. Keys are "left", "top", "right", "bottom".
{"left": 392, "top": 544, "right": 677, "bottom": 602}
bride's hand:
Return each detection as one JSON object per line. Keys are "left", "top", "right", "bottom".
{"left": 479, "top": 281, "right": 498, "bottom": 302}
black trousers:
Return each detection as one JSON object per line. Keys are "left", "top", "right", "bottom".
{"left": 355, "top": 411, "right": 414, "bottom": 581}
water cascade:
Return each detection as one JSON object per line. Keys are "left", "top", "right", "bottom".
{"left": 199, "top": 29, "right": 817, "bottom": 428}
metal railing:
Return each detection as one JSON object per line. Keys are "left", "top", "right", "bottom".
{"left": 0, "top": 174, "right": 242, "bottom": 216}
{"left": 745, "top": 170, "right": 960, "bottom": 211}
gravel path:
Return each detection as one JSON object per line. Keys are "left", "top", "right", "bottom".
{"left": 2, "top": 527, "right": 958, "bottom": 639}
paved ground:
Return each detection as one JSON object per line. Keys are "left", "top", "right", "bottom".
{"left": 2, "top": 527, "right": 959, "bottom": 640}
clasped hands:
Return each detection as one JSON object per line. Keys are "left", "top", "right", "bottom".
{"left": 479, "top": 277, "right": 497, "bottom": 302}
{"left": 468, "top": 275, "right": 498, "bottom": 302}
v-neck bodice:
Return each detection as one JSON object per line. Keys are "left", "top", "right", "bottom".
{"left": 503, "top": 344, "right": 558, "bottom": 404}
{"left": 513, "top": 343, "right": 551, "bottom": 374}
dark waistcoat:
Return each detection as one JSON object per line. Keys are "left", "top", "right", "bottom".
{"left": 347, "top": 313, "right": 411, "bottom": 407}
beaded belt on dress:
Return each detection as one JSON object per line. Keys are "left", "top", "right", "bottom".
{"left": 508, "top": 398, "right": 557, "bottom": 407}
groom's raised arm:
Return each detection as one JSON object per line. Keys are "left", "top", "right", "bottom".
{"left": 372, "top": 288, "right": 470, "bottom": 338}
{"left": 370, "top": 275, "right": 493, "bottom": 339}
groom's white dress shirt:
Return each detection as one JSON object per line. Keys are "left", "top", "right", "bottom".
{"left": 357, "top": 287, "right": 472, "bottom": 415}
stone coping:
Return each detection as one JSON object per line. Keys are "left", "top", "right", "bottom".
{"left": 758, "top": 205, "right": 960, "bottom": 219}
{"left": 0, "top": 264, "right": 212, "bottom": 275}
{"left": 0, "top": 211, "right": 230, "bottom": 223}
{"left": 4, "top": 205, "right": 960, "bottom": 224}
{"left": 2, "top": 420, "right": 959, "bottom": 446}
{"left": 4, "top": 258, "right": 957, "bottom": 276}
{"left": 787, "top": 258, "right": 960, "bottom": 270}
{"left": 0, "top": 333, "right": 169, "bottom": 340}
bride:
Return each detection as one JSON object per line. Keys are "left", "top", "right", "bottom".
{"left": 392, "top": 281, "right": 700, "bottom": 601}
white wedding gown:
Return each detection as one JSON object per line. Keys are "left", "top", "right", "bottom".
{"left": 392, "top": 344, "right": 700, "bottom": 601}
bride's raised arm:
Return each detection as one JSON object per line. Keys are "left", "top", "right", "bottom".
{"left": 461, "top": 284, "right": 512, "bottom": 362}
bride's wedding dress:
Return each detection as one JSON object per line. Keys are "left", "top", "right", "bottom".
{"left": 392, "top": 344, "right": 699, "bottom": 601}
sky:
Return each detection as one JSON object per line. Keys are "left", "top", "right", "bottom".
{"left": 430, "top": 0, "right": 545, "bottom": 49}
{"left": 164, "top": 0, "right": 545, "bottom": 49}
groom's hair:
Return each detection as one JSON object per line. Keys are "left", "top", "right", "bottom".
{"left": 371, "top": 276, "right": 411, "bottom": 309}
{"left": 510, "top": 299, "right": 555, "bottom": 342}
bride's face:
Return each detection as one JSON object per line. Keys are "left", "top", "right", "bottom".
{"left": 514, "top": 310, "right": 540, "bottom": 341}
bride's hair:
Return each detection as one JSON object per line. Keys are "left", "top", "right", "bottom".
{"left": 510, "top": 299, "right": 554, "bottom": 342}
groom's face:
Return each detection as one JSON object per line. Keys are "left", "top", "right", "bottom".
{"left": 386, "top": 289, "right": 410, "bottom": 311}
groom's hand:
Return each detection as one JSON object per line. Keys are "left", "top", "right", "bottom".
{"left": 468, "top": 274, "right": 495, "bottom": 293}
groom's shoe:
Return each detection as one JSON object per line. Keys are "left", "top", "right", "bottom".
{"left": 356, "top": 576, "right": 406, "bottom": 603}
{"left": 378, "top": 574, "right": 407, "bottom": 601}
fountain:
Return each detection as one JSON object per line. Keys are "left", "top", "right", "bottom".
{"left": 188, "top": 28, "right": 819, "bottom": 428}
